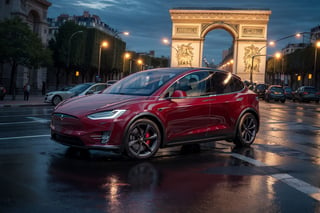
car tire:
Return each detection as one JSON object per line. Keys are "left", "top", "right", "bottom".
{"left": 52, "top": 95, "right": 62, "bottom": 106}
{"left": 124, "top": 118, "right": 161, "bottom": 159}
{"left": 233, "top": 113, "right": 258, "bottom": 147}
{"left": 281, "top": 99, "right": 286, "bottom": 103}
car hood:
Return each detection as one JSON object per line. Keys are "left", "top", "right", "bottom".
{"left": 54, "top": 93, "right": 148, "bottom": 117}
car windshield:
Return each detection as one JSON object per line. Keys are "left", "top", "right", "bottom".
{"left": 69, "top": 83, "right": 93, "bottom": 94}
{"left": 105, "top": 69, "right": 180, "bottom": 96}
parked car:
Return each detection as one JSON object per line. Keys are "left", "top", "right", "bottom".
{"left": 44, "top": 82, "right": 108, "bottom": 106}
{"left": 51, "top": 67, "right": 259, "bottom": 159}
{"left": 283, "top": 86, "right": 294, "bottom": 100}
{"left": 254, "top": 83, "right": 268, "bottom": 99}
{"left": 264, "top": 85, "right": 286, "bottom": 103}
{"left": 292, "top": 86, "right": 320, "bottom": 103}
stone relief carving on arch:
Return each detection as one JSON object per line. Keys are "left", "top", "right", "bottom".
{"left": 244, "top": 44, "right": 260, "bottom": 73}
{"left": 175, "top": 43, "right": 194, "bottom": 66}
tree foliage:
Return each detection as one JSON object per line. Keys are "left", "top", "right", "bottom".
{"left": 0, "top": 17, "right": 52, "bottom": 68}
{"left": 0, "top": 17, "right": 52, "bottom": 93}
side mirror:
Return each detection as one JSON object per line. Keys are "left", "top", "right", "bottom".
{"left": 171, "top": 90, "right": 187, "bottom": 98}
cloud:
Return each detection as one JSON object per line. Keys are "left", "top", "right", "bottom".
{"left": 72, "top": 0, "right": 116, "bottom": 10}
{"left": 47, "top": 0, "right": 320, "bottom": 61}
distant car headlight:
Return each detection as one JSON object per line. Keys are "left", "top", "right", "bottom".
{"left": 87, "top": 110, "right": 126, "bottom": 120}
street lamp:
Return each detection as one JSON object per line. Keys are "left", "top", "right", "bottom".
{"left": 123, "top": 52, "right": 131, "bottom": 74}
{"left": 313, "top": 40, "right": 320, "bottom": 88}
{"left": 67, "top": 30, "right": 83, "bottom": 67}
{"left": 249, "top": 33, "right": 304, "bottom": 84}
{"left": 114, "top": 31, "right": 130, "bottom": 38}
{"left": 250, "top": 52, "right": 281, "bottom": 84}
{"left": 98, "top": 41, "right": 109, "bottom": 80}
{"left": 137, "top": 59, "right": 143, "bottom": 71}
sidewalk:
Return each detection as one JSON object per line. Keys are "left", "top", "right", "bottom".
{"left": 0, "top": 94, "right": 51, "bottom": 107}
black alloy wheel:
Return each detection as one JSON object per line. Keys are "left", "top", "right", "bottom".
{"left": 233, "top": 113, "right": 258, "bottom": 147}
{"left": 124, "top": 119, "right": 161, "bottom": 159}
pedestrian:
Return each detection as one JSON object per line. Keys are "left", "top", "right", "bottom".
{"left": 24, "top": 83, "right": 30, "bottom": 101}
{"left": 42, "top": 81, "right": 46, "bottom": 95}
{"left": 0, "top": 84, "right": 6, "bottom": 100}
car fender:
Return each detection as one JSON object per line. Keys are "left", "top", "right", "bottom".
{"left": 233, "top": 107, "right": 260, "bottom": 137}
{"left": 120, "top": 111, "right": 166, "bottom": 152}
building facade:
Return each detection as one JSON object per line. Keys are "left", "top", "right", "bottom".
{"left": 0, "top": 0, "right": 51, "bottom": 94}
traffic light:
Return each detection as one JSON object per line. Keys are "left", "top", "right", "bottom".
{"left": 75, "top": 71, "right": 80, "bottom": 77}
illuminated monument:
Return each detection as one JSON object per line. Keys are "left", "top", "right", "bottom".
{"left": 169, "top": 7, "right": 272, "bottom": 83}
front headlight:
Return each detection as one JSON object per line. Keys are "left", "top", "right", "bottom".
{"left": 87, "top": 110, "right": 126, "bottom": 120}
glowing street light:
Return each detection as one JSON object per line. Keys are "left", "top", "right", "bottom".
{"left": 123, "top": 52, "right": 131, "bottom": 73}
{"left": 250, "top": 52, "right": 281, "bottom": 84}
{"left": 137, "top": 59, "right": 143, "bottom": 71}
{"left": 313, "top": 40, "right": 320, "bottom": 88}
{"left": 122, "top": 31, "right": 130, "bottom": 36}
{"left": 114, "top": 31, "right": 130, "bottom": 38}
{"left": 98, "top": 41, "right": 109, "bottom": 80}
{"left": 162, "top": 38, "right": 170, "bottom": 45}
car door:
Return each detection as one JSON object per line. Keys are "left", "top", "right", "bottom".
{"left": 162, "top": 71, "right": 213, "bottom": 143}
{"left": 205, "top": 72, "right": 244, "bottom": 137}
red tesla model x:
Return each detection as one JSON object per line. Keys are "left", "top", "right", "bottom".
{"left": 51, "top": 67, "right": 259, "bottom": 159}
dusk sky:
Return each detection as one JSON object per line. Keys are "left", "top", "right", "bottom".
{"left": 47, "top": 0, "right": 320, "bottom": 64}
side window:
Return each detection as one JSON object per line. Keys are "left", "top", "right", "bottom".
{"left": 207, "top": 72, "right": 228, "bottom": 95}
{"left": 164, "top": 71, "right": 210, "bottom": 98}
{"left": 207, "top": 72, "right": 243, "bottom": 95}
{"left": 229, "top": 77, "right": 245, "bottom": 92}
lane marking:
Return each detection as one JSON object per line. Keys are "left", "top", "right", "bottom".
{"left": 0, "top": 135, "right": 50, "bottom": 140}
{"left": 0, "top": 117, "right": 50, "bottom": 125}
{"left": 26, "top": 117, "right": 50, "bottom": 124}
{"left": 231, "top": 153, "right": 320, "bottom": 202}
{"left": 0, "top": 121, "right": 41, "bottom": 125}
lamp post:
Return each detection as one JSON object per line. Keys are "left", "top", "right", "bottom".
{"left": 98, "top": 41, "right": 109, "bottom": 81}
{"left": 249, "top": 33, "right": 305, "bottom": 84}
{"left": 67, "top": 30, "right": 83, "bottom": 68}
{"left": 313, "top": 40, "right": 320, "bottom": 89}
{"left": 251, "top": 52, "right": 281, "bottom": 85}
{"left": 123, "top": 52, "right": 131, "bottom": 75}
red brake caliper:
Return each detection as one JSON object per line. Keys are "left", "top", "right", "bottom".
{"left": 145, "top": 132, "right": 151, "bottom": 145}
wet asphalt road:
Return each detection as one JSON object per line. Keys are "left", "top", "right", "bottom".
{"left": 0, "top": 101, "right": 320, "bottom": 212}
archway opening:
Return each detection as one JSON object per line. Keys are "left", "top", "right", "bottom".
{"left": 202, "top": 29, "right": 234, "bottom": 69}
{"left": 27, "top": 10, "right": 40, "bottom": 34}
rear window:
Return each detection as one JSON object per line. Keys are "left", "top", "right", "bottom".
{"left": 270, "top": 87, "right": 284, "bottom": 92}
{"left": 304, "top": 87, "right": 316, "bottom": 92}
{"left": 256, "top": 84, "right": 266, "bottom": 90}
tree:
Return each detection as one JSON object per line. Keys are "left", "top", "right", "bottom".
{"left": 48, "top": 21, "right": 86, "bottom": 88}
{"left": 0, "top": 17, "right": 52, "bottom": 95}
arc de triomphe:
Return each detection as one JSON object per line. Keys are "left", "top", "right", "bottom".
{"left": 169, "top": 8, "right": 272, "bottom": 83}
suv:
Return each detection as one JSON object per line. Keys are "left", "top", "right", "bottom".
{"left": 292, "top": 86, "right": 320, "bottom": 103}
{"left": 265, "top": 85, "right": 286, "bottom": 103}
{"left": 254, "top": 84, "right": 268, "bottom": 99}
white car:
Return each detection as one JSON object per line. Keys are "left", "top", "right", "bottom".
{"left": 44, "top": 82, "right": 108, "bottom": 106}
